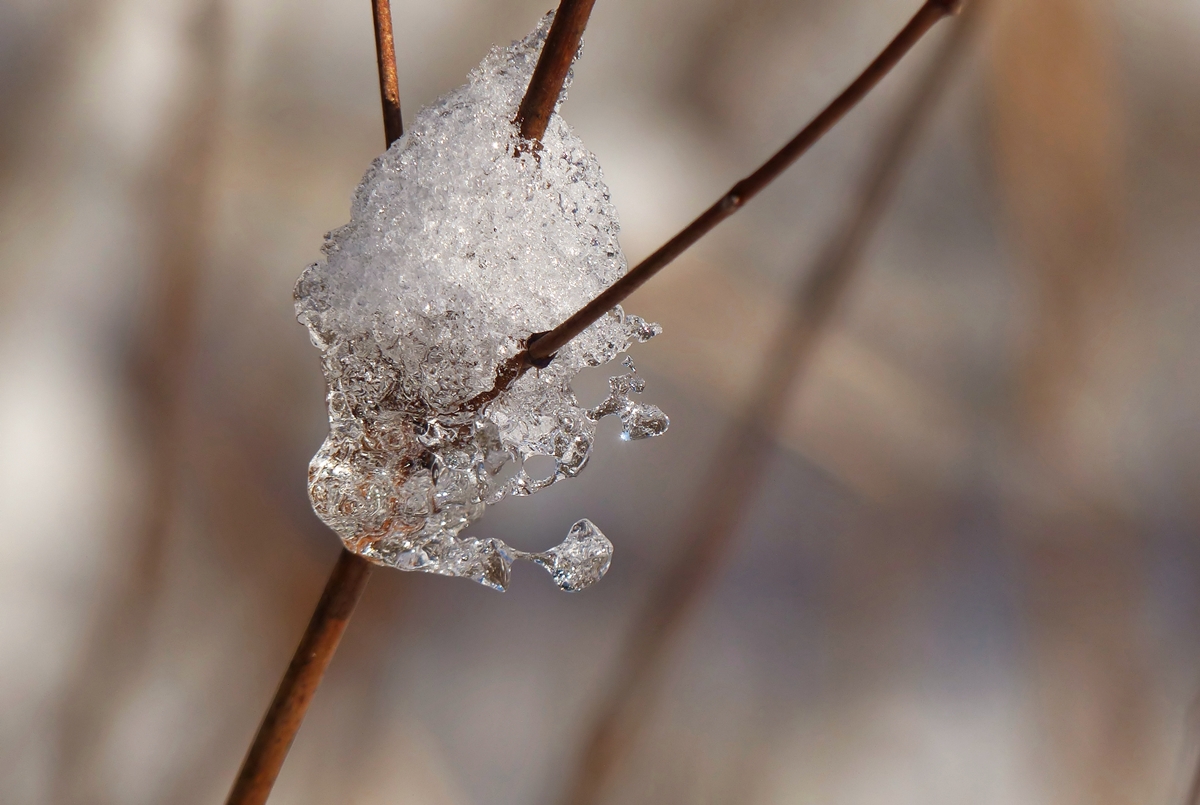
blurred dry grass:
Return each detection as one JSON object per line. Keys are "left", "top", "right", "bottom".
{"left": 3, "top": 0, "right": 1200, "bottom": 803}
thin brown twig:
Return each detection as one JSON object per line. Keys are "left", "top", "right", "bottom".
{"left": 225, "top": 550, "right": 375, "bottom": 805}
{"left": 516, "top": 0, "right": 597, "bottom": 144}
{"left": 464, "top": 0, "right": 963, "bottom": 412}
{"left": 223, "top": 1, "right": 406, "bottom": 801}
{"left": 556, "top": 6, "right": 983, "bottom": 803}
{"left": 371, "top": 0, "right": 404, "bottom": 146}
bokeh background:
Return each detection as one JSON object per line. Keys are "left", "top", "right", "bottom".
{"left": 4, "top": 0, "right": 1200, "bottom": 802}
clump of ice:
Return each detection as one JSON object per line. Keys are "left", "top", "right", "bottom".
{"left": 294, "top": 14, "right": 667, "bottom": 591}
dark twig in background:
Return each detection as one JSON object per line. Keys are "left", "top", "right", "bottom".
{"left": 1185, "top": 689, "right": 1200, "bottom": 805}
{"left": 557, "top": 7, "right": 983, "bottom": 804}
{"left": 1187, "top": 747, "right": 1200, "bottom": 805}
{"left": 50, "top": 1, "right": 225, "bottom": 800}
{"left": 466, "top": 0, "right": 963, "bottom": 411}
{"left": 516, "top": 0, "right": 597, "bottom": 144}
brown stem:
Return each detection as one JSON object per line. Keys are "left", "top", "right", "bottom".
{"left": 371, "top": 0, "right": 404, "bottom": 146}
{"left": 224, "top": 0, "right": 402, "bottom": 801}
{"left": 225, "top": 550, "right": 374, "bottom": 805}
{"left": 464, "top": 0, "right": 962, "bottom": 413}
{"left": 556, "top": 5, "right": 982, "bottom": 803}
{"left": 516, "top": 0, "right": 597, "bottom": 144}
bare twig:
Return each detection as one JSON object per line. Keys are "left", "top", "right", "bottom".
{"left": 223, "top": 0, "right": 406, "bottom": 801}
{"left": 225, "top": 551, "right": 374, "bottom": 801}
{"left": 465, "top": 0, "right": 963, "bottom": 413}
{"left": 225, "top": 550, "right": 374, "bottom": 805}
{"left": 516, "top": 0, "right": 597, "bottom": 144}
{"left": 371, "top": 0, "right": 404, "bottom": 147}
{"left": 557, "top": 7, "right": 983, "bottom": 804}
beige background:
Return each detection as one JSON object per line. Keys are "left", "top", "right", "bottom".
{"left": 3, "top": 0, "right": 1200, "bottom": 803}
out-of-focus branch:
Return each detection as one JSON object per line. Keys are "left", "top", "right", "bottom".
{"left": 516, "top": 0, "right": 597, "bottom": 144}
{"left": 50, "top": 1, "right": 225, "bottom": 800}
{"left": 222, "top": 0, "right": 407, "bottom": 801}
{"left": 1187, "top": 746, "right": 1200, "bottom": 805}
{"left": 464, "top": 0, "right": 963, "bottom": 412}
{"left": 556, "top": 7, "right": 983, "bottom": 804}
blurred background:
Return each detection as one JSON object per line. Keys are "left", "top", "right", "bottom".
{"left": 3, "top": 0, "right": 1200, "bottom": 802}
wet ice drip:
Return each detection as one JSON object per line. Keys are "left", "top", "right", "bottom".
{"left": 294, "top": 14, "right": 667, "bottom": 592}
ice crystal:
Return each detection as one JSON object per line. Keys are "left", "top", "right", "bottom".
{"left": 294, "top": 14, "right": 667, "bottom": 591}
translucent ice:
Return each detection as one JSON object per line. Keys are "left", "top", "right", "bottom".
{"left": 294, "top": 14, "right": 667, "bottom": 591}
{"left": 523, "top": 519, "right": 613, "bottom": 592}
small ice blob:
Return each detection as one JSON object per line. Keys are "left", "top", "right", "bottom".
{"left": 294, "top": 13, "right": 667, "bottom": 591}
{"left": 523, "top": 519, "right": 613, "bottom": 592}
{"left": 587, "top": 357, "right": 670, "bottom": 441}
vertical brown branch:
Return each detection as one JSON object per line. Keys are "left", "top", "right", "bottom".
{"left": 223, "top": 0, "right": 404, "bottom": 800}
{"left": 557, "top": 8, "right": 983, "bottom": 804}
{"left": 371, "top": 0, "right": 404, "bottom": 146}
{"left": 516, "top": 0, "right": 597, "bottom": 144}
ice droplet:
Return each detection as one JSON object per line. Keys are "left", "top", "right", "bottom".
{"left": 522, "top": 519, "right": 613, "bottom": 592}
{"left": 586, "top": 356, "right": 670, "bottom": 441}
{"left": 294, "top": 13, "right": 666, "bottom": 591}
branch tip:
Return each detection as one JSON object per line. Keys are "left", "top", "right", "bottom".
{"left": 515, "top": 0, "right": 598, "bottom": 144}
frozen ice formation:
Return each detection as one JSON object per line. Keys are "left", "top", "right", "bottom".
{"left": 294, "top": 14, "right": 667, "bottom": 591}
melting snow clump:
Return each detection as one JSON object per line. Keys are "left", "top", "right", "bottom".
{"left": 294, "top": 14, "right": 667, "bottom": 591}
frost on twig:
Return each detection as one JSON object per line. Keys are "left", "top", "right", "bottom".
{"left": 294, "top": 15, "right": 667, "bottom": 591}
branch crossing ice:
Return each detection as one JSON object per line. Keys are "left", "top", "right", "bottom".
{"left": 294, "top": 15, "right": 667, "bottom": 591}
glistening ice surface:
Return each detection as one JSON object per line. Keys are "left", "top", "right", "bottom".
{"left": 294, "top": 15, "right": 667, "bottom": 591}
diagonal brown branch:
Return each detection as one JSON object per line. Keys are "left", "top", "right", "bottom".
{"left": 225, "top": 549, "right": 375, "bottom": 805}
{"left": 517, "top": 0, "right": 598, "bottom": 144}
{"left": 556, "top": 7, "right": 984, "bottom": 804}
{"left": 223, "top": 1, "right": 406, "bottom": 802}
{"left": 465, "top": 0, "right": 963, "bottom": 412}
